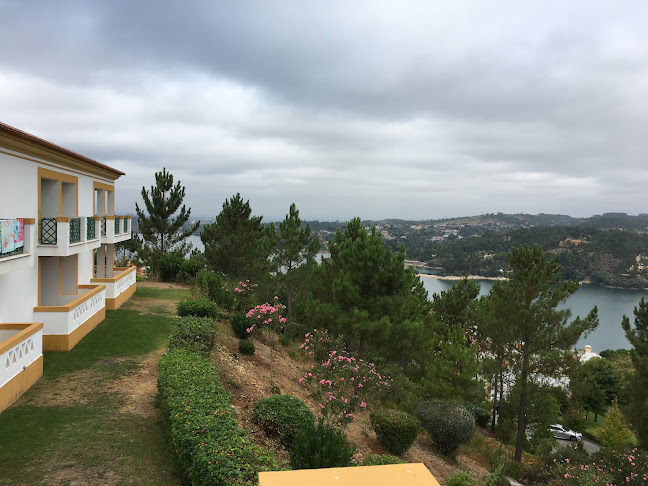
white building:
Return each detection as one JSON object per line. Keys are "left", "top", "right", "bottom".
{"left": 0, "top": 122, "right": 136, "bottom": 412}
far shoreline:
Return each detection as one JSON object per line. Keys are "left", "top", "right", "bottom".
{"left": 417, "top": 274, "right": 507, "bottom": 281}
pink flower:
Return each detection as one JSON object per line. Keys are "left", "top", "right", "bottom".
{"left": 360, "top": 402, "right": 367, "bottom": 408}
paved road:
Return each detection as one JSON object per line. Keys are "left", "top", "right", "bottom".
{"left": 555, "top": 437, "right": 600, "bottom": 454}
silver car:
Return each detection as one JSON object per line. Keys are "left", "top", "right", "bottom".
{"left": 549, "top": 424, "right": 582, "bottom": 442}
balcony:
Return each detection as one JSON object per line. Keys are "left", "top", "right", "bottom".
{"left": 37, "top": 216, "right": 101, "bottom": 257}
{"left": 100, "top": 216, "right": 132, "bottom": 245}
{"left": 0, "top": 322, "right": 43, "bottom": 413}
{"left": 91, "top": 266, "right": 137, "bottom": 310}
{"left": 33, "top": 284, "right": 106, "bottom": 351}
{"left": 0, "top": 218, "right": 34, "bottom": 276}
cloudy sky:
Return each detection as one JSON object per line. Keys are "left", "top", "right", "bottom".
{"left": 1, "top": 1, "right": 647, "bottom": 221}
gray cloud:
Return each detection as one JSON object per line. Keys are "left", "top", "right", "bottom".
{"left": 1, "top": 0, "right": 647, "bottom": 221}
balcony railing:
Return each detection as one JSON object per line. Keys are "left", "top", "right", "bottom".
{"left": 114, "top": 217, "right": 121, "bottom": 234}
{"left": 70, "top": 217, "right": 81, "bottom": 244}
{"left": 101, "top": 217, "right": 106, "bottom": 236}
{"left": 0, "top": 218, "right": 25, "bottom": 258}
{"left": 40, "top": 218, "right": 57, "bottom": 245}
{"left": 87, "top": 217, "right": 96, "bottom": 240}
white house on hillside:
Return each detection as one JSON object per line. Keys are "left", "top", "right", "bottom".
{"left": 0, "top": 122, "right": 136, "bottom": 413}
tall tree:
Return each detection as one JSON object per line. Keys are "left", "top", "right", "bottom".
{"left": 570, "top": 357, "right": 619, "bottom": 421}
{"left": 308, "top": 218, "right": 431, "bottom": 367}
{"left": 621, "top": 297, "right": 648, "bottom": 448}
{"left": 269, "top": 203, "right": 320, "bottom": 325}
{"left": 486, "top": 245, "right": 598, "bottom": 461}
{"left": 201, "top": 193, "right": 270, "bottom": 283}
{"left": 135, "top": 168, "right": 199, "bottom": 272}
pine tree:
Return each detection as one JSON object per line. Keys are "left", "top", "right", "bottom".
{"left": 201, "top": 193, "right": 270, "bottom": 283}
{"left": 597, "top": 398, "right": 633, "bottom": 448}
{"left": 269, "top": 203, "right": 320, "bottom": 325}
{"left": 621, "top": 297, "right": 648, "bottom": 448}
{"left": 135, "top": 168, "right": 199, "bottom": 273}
{"left": 486, "top": 245, "right": 598, "bottom": 461}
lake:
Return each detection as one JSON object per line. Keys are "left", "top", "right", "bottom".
{"left": 187, "top": 236, "right": 643, "bottom": 351}
{"left": 419, "top": 277, "right": 646, "bottom": 352}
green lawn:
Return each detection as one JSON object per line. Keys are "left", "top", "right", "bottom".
{"left": 0, "top": 285, "right": 184, "bottom": 485}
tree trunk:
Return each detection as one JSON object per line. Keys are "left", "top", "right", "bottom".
{"left": 594, "top": 413, "right": 598, "bottom": 422}
{"left": 514, "top": 343, "right": 529, "bottom": 462}
{"left": 491, "top": 374, "right": 498, "bottom": 432}
{"left": 286, "top": 263, "right": 293, "bottom": 326}
{"left": 358, "top": 334, "right": 365, "bottom": 359}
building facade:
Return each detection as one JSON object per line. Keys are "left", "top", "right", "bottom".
{"left": 0, "top": 122, "right": 135, "bottom": 412}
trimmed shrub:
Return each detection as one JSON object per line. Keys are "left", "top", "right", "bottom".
{"left": 158, "top": 252, "right": 184, "bottom": 282}
{"left": 415, "top": 401, "right": 475, "bottom": 457}
{"left": 176, "top": 298, "right": 219, "bottom": 318}
{"left": 168, "top": 316, "right": 215, "bottom": 357}
{"left": 198, "top": 271, "right": 235, "bottom": 310}
{"left": 158, "top": 349, "right": 279, "bottom": 484}
{"left": 370, "top": 409, "right": 420, "bottom": 456}
{"left": 290, "top": 420, "right": 355, "bottom": 470}
{"left": 447, "top": 472, "right": 475, "bottom": 486}
{"left": 254, "top": 394, "right": 315, "bottom": 446}
{"left": 361, "top": 454, "right": 406, "bottom": 466}
{"left": 230, "top": 312, "right": 250, "bottom": 340}
{"left": 466, "top": 403, "right": 491, "bottom": 428}
{"left": 238, "top": 339, "right": 255, "bottom": 356}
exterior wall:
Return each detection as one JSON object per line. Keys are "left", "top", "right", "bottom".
{"left": 91, "top": 266, "right": 136, "bottom": 310}
{"left": 0, "top": 323, "right": 43, "bottom": 412}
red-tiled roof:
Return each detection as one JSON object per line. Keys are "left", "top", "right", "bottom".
{"left": 0, "top": 121, "right": 125, "bottom": 176}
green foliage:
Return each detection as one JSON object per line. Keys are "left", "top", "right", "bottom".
{"left": 561, "top": 405, "right": 587, "bottom": 433}
{"left": 238, "top": 339, "right": 256, "bottom": 356}
{"left": 289, "top": 420, "right": 355, "bottom": 470}
{"left": 197, "top": 271, "right": 235, "bottom": 310}
{"left": 201, "top": 193, "right": 271, "bottom": 282}
{"left": 178, "top": 257, "right": 204, "bottom": 282}
{"left": 230, "top": 312, "right": 251, "bottom": 340}
{"left": 254, "top": 394, "right": 315, "bottom": 446}
{"left": 494, "top": 419, "right": 516, "bottom": 444}
{"left": 466, "top": 403, "right": 491, "bottom": 427}
{"left": 484, "top": 459, "right": 507, "bottom": 486}
{"left": 570, "top": 357, "right": 619, "bottom": 418}
{"left": 525, "top": 425, "right": 556, "bottom": 461}
{"left": 446, "top": 472, "right": 475, "bottom": 486}
{"left": 176, "top": 297, "right": 219, "bottom": 318}
{"left": 167, "top": 316, "right": 215, "bottom": 357}
{"left": 157, "top": 349, "right": 278, "bottom": 485}
{"left": 415, "top": 401, "right": 475, "bottom": 457}
{"left": 621, "top": 297, "right": 648, "bottom": 449}
{"left": 361, "top": 454, "right": 407, "bottom": 466}
{"left": 135, "top": 168, "right": 200, "bottom": 273}
{"left": 369, "top": 409, "right": 420, "bottom": 456}
{"left": 552, "top": 447, "right": 648, "bottom": 485}
{"left": 597, "top": 398, "right": 633, "bottom": 448}
{"left": 157, "top": 252, "right": 184, "bottom": 282}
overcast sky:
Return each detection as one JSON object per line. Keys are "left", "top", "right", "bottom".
{"left": 1, "top": 1, "right": 647, "bottom": 221}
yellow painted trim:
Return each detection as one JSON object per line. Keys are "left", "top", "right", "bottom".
{"left": 39, "top": 167, "right": 78, "bottom": 185}
{"left": 42, "top": 307, "right": 106, "bottom": 351}
{"left": 0, "top": 323, "right": 44, "bottom": 355}
{"left": 93, "top": 216, "right": 102, "bottom": 220}
{"left": 55, "top": 216, "right": 71, "bottom": 223}
{"left": 126, "top": 216, "right": 132, "bottom": 219}
{"left": 104, "top": 216, "right": 115, "bottom": 220}
{"left": 93, "top": 181, "right": 114, "bottom": 192}
{"left": 0, "top": 355, "right": 43, "bottom": 413}
{"left": 21, "top": 218, "right": 36, "bottom": 225}
{"left": 105, "top": 282, "right": 136, "bottom": 310}
{"left": 33, "top": 284, "right": 105, "bottom": 313}
{"left": 258, "top": 464, "right": 439, "bottom": 486}
{"left": 90, "top": 265, "right": 136, "bottom": 283}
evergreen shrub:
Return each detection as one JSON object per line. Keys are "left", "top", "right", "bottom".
{"left": 176, "top": 298, "right": 219, "bottom": 318}
{"left": 158, "top": 252, "right": 184, "bottom": 282}
{"left": 290, "top": 420, "right": 355, "bottom": 470}
{"left": 158, "top": 349, "right": 278, "bottom": 484}
{"left": 178, "top": 257, "right": 203, "bottom": 282}
{"left": 254, "top": 394, "right": 315, "bottom": 446}
{"left": 369, "top": 409, "right": 420, "bottom": 456}
{"left": 167, "top": 316, "right": 215, "bottom": 357}
{"left": 361, "top": 454, "right": 406, "bottom": 466}
{"left": 238, "top": 339, "right": 255, "bottom": 356}
{"left": 230, "top": 312, "right": 250, "bottom": 340}
{"left": 415, "top": 401, "right": 475, "bottom": 457}
{"left": 466, "top": 403, "right": 491, "bottom": 428}
{"left": 198, "top": 271, "right": 235, "bottom": 310}
{"left": 447, "top": 472, "right": 475, "bottom": 486}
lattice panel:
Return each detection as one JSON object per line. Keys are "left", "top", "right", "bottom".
{"left": 114, "top": 217, "right": 121, "bottom": 234}
{"left": 101, "top": 217, "right": 106, "bottom": 236}
{"left": 5, "top": 338, "right": 35, "bottom": 369}
{"left": 40, "top": 218, "right": 57, "bottom": 245}
{"left": 70, "top": 218, "right": 81, "bottom": 243}
{"left": 87, "top": 217, "right": 96, "bottom": 240}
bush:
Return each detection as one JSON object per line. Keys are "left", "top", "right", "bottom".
{"left": 158, "top": 349, "right": 279, "bottom": 484}
{"left": 466, "top": 403, "right": 491, "bottom": 428}
{"left": 361, "top": 454, "right": 406, "bottom": 466}
{"left": 494, "top": 418, "right": 517, "bottom": 444}
{"left": 290, "top": 420, "right": 355, "bottom": 470}
{"left": 176, "top": 298, "right": 219, "bottom": 318}
{"left": 230, "top": 312, "right": 250, "bottom": 340}
{"left": 238, "top": 339, "right": 255, "bottom": 356}
{"left": 370, "top": 409, "right": 420, "bottom": 456}
{"left": 168, "top": 316, "right": 215, "bottom": 357}
{"left": 158, "top": 252, "right": 184, "bottom": 282}
{"left": 447, "top": 472, "right": 475, "bottom": 486}
{"left": 254, "top": 394, "right": 315, "bottom": 446}
{"left": 484, "top": 459, "right": 507, "bottom": 486}
{"left": 415, "top": 401, "right": 475, "bottom": 457}
{"left": 198, "top": 271, "right": 235, "bottom": 310}
{"left": 178, "top": 257, "right": 203, "bottom": 282}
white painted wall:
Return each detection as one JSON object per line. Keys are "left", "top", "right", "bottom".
{"left": 0, "top": 327, "right": 43, "bottom": 388}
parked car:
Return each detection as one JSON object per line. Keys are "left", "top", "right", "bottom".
{"left": 549, "top": 424, "right": 582, "bottom": 442}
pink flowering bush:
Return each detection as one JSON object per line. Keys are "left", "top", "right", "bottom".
{"left": 245, "top": 299, "right": 287, "bottom": 335}
{"left": 301, "top": 328, "right": 343, "bottom": 363}
{"left": 300, "top": 346, "right": 390, "bottom": 428}
{"left": 551, "top": 448, "right": 648, "bottom": 485}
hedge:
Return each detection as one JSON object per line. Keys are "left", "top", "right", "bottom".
{"left": 254, "top": 394, "right": 315, "bottom": 446}
{"left": 177, "top": 298, "right": 220, "bottom": 318}
{"left": 158, "top": 349, "right": 279, "bottom": 485}
{"left": 167, "top": 316, "right": 215, "bottom": 357}
{"left": 369, "top": 408, "right": 420, "bottom": 456}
